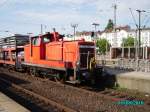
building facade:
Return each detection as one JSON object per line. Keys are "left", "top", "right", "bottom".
{"left": 64, "top": 27, "right": 150, "bottom": 48}
{"left": 99, "top": 27, "right": 150, "bottom": 48}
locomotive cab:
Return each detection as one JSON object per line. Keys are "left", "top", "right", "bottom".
{"left": 73, "top": 42, "right": 102, "bottom": 84}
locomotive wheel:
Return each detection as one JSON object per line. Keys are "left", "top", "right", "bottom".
{"left": 30, "top": 68, "right": 38, "bottom": 77}
{"left": 42, "top": 74, "right": 47, "bottom": 79}
{"left": 54, "top": 77, "right": 64, "bottom": 83}
{"left": 54, "top": 73, "right": 65, "bottom": 83}
{"left": 29, "top": 69, "right": 34, "bottom": 76}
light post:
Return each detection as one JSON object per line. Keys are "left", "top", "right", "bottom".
{"left": 92, "top": 23, "right": 99, "bottom": 38}
{"left": 71, "top": 24, "right": 78, "bottom": 40}
{"left": 41, "top": 24, "right": 47, "bottom": 35}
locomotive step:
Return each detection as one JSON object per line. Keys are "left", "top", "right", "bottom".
{"left": 66, "top": 80, "right": 81, "bottom": 84}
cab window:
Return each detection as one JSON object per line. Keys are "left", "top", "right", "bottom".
{"left": 32, "top": 37, "right": 39, "bottom": 46}
{"left": 43, "top": 36, "right": 50, "bottom": 43}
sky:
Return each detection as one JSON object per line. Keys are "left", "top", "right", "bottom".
{"left": 0, "top": 0, "right": 150, "bottom": 37}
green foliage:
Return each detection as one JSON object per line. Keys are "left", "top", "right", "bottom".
{"left": 105, "top": 19, "right": 114, "bottom": 30}
{"left": 122, "top": 36, "right": 135, "bottom": 47}
{"left": 96, "top": 39, "right": 110, "bottom": 54}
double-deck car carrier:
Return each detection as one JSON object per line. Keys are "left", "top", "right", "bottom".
{"left": 0, "top": 34, "right": 29, "bottom": 68}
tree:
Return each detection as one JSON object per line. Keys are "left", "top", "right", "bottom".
{"left": 122, "top": 36, "right": 135, "bottom": 47}
{"left": 96, "top": 39, "right": 110, "bottom": 55}
{"left": 105, "top": 19, "right": 114, "bottom": 30}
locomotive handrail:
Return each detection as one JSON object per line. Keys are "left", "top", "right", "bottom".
{"left": 89, "top": 57, "right": 96, "bottom": 70}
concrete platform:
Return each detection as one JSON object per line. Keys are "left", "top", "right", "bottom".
{"left": 105, "top": 67, "right": 150, "bottom": 94}
{"left": 0, "top": 92, "right": 30, "bottom": 112}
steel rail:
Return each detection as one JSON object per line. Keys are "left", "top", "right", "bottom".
{"left": 0, "top": 77, "right": 76, "bottom": 112}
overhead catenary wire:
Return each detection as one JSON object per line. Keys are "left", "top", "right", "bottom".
{"left": 142, "top": 11, "right": 150, "bottom": 28}
{"left": 142, "top": 15, "right": 148, "bottom": 25}
{"left": 129, "top": 8, "right": 138, "bottom": 28}
{"left": 129, "top": 8, "right": 150, "bottom": 29}
{"left": 143, "top": 16, "right": 150, "bottom": 28}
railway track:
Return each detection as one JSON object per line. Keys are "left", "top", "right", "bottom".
{"left": 0, "top": 67, "right": 150, "bottom": 112}
{"left": 0, "top": 77, "right": 76, "bottom": 112}
{"left": 80, "top": 86, "right": 150, "bottom": 106}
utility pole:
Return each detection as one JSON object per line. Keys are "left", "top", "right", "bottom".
{"left": 41, "top": 24, "right": 47, "bottom": 35}
{"left": 113, "top": 1, "right": 117, "bottom": 47}
{"left": 136, "top": 10, "right": 146, "bottom": 59}
{"left": 71, "top": 24, "right": 78, "bottom": 40}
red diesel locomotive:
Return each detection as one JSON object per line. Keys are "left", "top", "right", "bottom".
{"left": 0, "top": 31, "right": 102, "bottom": 84}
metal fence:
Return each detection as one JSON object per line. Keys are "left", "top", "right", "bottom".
{"left": 115, "top": 59, "right": 150, "bottom": 72}
{"left": 96, "top": 58, "right": 150, "bottom": 73}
